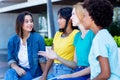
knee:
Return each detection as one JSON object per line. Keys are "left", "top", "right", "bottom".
{"left": 5, "top": 68, "right": 17, "bottom": 76}
{"left": 4, "top": 68, "right": 18, "bottom": 80}
{"left": 20, "top": 72, "right": 32, "bottom": 80}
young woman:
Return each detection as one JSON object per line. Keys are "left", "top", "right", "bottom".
{"left": 40, "top": 7, "right": 79, "bottom": 80}
{"left": 5, "top": 11, "right": 46, "bottom": 80}
{"left": 83, "top": 0, "right": 120, "bottom": 80}
{"left": 39, "top": 3, "right": 94, "bottom": 80}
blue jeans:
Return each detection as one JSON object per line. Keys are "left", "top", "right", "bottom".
{"left": 51, "top": 67, "right": 90, "bottom": 80}
{"left": 47, "top": 63, "right": 73, "bottom": 79}
{"left": 4, "top": 68, "right": 33, "bottom": 80}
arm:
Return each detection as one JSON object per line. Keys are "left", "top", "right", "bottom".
{"left": 40, "top": 62, "right": 46, "bottom": 72}
{"left": 40, "top": 45, "right": 54, "bottom": 80}
{"left": 93, "top": 56, "right": 110, "bottom": 80}
{"left": 57, "top": 54, "right": 77, "bottom": 69}
{"left": 39, "top": 49, "right": 77, "bottom": 69}
{"left": 10, "top": 63, "right": 26, "bottom": 76}
{"left": 38, "top": 35, "right": 47, "bottom": 72}
{"left": 8, "top": 38, "right": 26, "bottom": 76}
{"left": 58, "top": 67, "right": 90, "bottom": 79}
{"left": 40, "top": 59, "right": 53, "bottom": 80}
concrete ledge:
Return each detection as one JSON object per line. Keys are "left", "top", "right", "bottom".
{"left": 32, "top": 76, "right": 41, "bottom": 80}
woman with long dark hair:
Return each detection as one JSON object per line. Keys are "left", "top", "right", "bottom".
{"left": 39, "top": 7, "right": 79, "bottom": 80}
{"left": 5, "top": 11, "right": 46, "bottom": 80}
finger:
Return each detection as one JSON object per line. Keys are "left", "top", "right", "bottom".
{"left": 19, "top": 68, "right": 26, "bottom": 75}
{"left": 18, "top": 72, "right": 23, "bottom": 76}
{"left": 17, "top": 72, "right": 21, "bottom": 76}
{"left": 16, "top": 70, "right": 22, "bottom": 76}
{"left": 38, "top": 53, "right": 47, "bottom": 57}
{"left": 22, "top": 70, "right": 26, "bottom": 75}
{"left": 38, "top": 51, "right": 46, "bottom": 55}
{"left": 38, "top": 51, "right": 46, "bottom": 54}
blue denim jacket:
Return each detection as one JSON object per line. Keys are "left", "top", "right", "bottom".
{"left": 7, "top": 32, "right": 46, "bottom": 78}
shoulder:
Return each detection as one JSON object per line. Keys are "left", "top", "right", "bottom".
{"left": 54, "top": 31, "right": 62, "bottom": 38}
{"left": 73, "top": 29, "right": 79, "bottom": 34}
{"left": 31, "top": 32, "right": 44, "bottom": 40}
{"left": 88, "top": 30, "right": 95, "bottom": 39}
{"left": 8, "top": 34, "right": 19, "bottom": 43}
{"left": 94, "top": 29, "right": 108, "bottom": 41}
{"left": 74, "top": 32, "right": 80, "bottom": 38}
{"left": 88, "top": 30, "right": 94, "bottom": 34}
{"left": 74, "top": 32, "right": 80, "bottom": 44}
{"left": 55, "top": 31, "right": 62, "bottom": 36}
{"left": 69, "top": 29, "right": 79, "bottom": 38}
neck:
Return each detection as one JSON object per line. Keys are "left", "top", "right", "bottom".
{"left": 78, "top": 24, "right": 88, "bottom": 38}
{"left": 62, "top": 25, "right": 73, "bottom": 37}
{"left": 65, "top": 23, "right": 73, "bottom": 33}
{"left": 23, "top": 31, "right": 30, "bottom": 39}
{"left": 21, "top": 31, "right": 30, "bottom": 45}
{"left": 91, "top": 25, "right": 102, "bottom": 34}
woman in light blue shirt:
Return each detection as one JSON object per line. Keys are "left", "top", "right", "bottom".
{"left": 83, "top": 0, "right": 120, "bottom": 79}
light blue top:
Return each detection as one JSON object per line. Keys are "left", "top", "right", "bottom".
{"left": 89, "top": 29, "right": 120, "bottom": 80}
{"left": 74, "top": 30, "right": 94, "bottom": 66}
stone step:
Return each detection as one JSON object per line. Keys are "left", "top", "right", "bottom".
{"left": 0, "top": 49, "right": 8, "bottom": 79}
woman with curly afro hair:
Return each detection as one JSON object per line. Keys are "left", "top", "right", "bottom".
{"left": 83, "top": 0, "right": 120, "bottom": 80}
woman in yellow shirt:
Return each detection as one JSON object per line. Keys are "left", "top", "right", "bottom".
{"left": 39, "top": 3, "right": 95, "bottom": 80}
{"left": 40, "top": 7, "right": 79, "bottom": 80}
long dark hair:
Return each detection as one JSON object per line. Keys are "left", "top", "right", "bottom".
{"left": 16, "top": 11, "right": 35, "bottom": 38}
{"left": 58, "top": 7, "right": 78, "bottom": 32}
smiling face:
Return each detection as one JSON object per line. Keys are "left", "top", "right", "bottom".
{"left": 71, "top": 8, "right": 80, "bottom": 26}
{"left": 57, "top": 14, "right": 66, "bottom": 29}
{"left": 22, "top": 15, "right": 34, "bottom": 33}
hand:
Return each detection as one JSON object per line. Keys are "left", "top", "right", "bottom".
{"left": 38, "top": 48, "right": 58, "bottom": 60}
{"left": 57, "top": 74, "right": 72, "bottom": 79}
{"left": 14, "top": 66, "right": 26, "bottom": 77}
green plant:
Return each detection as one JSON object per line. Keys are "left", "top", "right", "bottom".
{"left": 114, "top": 36, "right": 120, "bottom": 47}
{"left": 107, "top": 21, "right": 120, "bottom": 36}
{"left": 44, "top": 38, "right": 53, "bottom": 46}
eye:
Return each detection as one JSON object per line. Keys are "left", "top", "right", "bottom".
{"left": 30, "top": 19, "right": 33, "bottom": 23}
{"left": 24, "top": 20, "right": 28, "bottom": 23}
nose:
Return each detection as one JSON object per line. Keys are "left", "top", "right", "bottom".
{"left": 70, "top": 15, "right": 73, "bottom": 20}
{"left": 57, "top": 19, "right": 60, "bottom": 23}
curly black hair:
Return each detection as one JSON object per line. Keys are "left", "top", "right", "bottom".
{"left": 83, "top": 0, "right": 113, "bottom": 28}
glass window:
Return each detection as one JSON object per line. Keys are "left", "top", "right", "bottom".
{"left": 114, "top": 7, "right": 120, "bottom": 21}
{"left": 38, "top": 12, "right": 48, "bottom": 37}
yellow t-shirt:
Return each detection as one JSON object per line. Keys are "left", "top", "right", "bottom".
{"left": 53, "top": 29, "right": 79, "bottom": 63}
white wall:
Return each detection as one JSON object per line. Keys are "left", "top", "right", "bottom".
{"left": 0, "top": 13, "right": 39, "bottom": 49}
{"left": 0, "top": 5, "right": 72, "bottom": 49}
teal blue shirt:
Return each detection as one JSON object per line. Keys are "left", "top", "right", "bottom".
{"left": 74, "top": 30, "right": 94, "bottom": 66}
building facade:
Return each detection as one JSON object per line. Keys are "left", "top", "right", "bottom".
{"left": 0, "top": 0, "right": 120, "bottom": 49}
